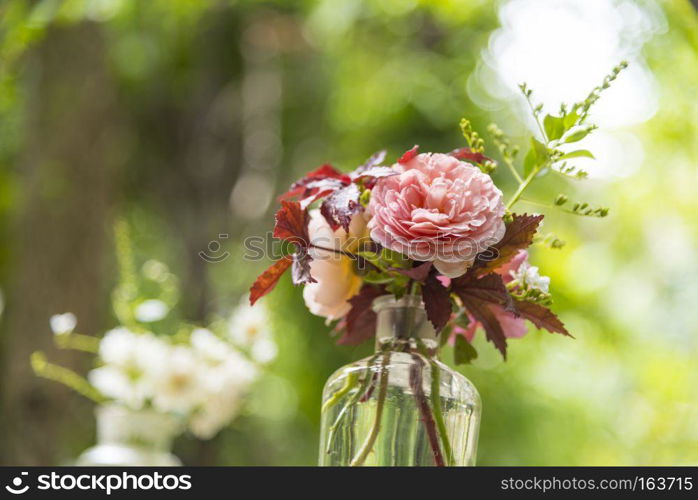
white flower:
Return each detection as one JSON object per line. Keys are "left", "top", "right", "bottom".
{"left": 151, "top": 346, "right": 205, "bottom": 414}
{"left": 88, "top": 365, "right": 148, "bottom": 409}
{"left": 228, "top": 300, "right": 277, "bottom": 364}
{"left": 190, "top": 328, "right": 233, "bottom": 365}
{"left": 189, "top": 358, "right": 257, "bottom": 439}
{"left": 302, "top": 210, "right": 365, "bottom": 320}
{"left": 510, "top": 263, "right": 551, "bottom": 294}
{"left": 94, "top": 328, "right": 169, "bottom": 409}
{"left": 250, "top": 338, "right": 278, "bottom": 364}
{"left": 50, "top": 313, "right": 77, "bottom": 335}
{"left": 134, "top": 299, "right": 169, "bottom": 323}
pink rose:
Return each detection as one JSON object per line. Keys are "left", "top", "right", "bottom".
{"left": 368, "top": 153, "right": 505, "bottom": 278}
{"left": 302, "top": 210, "right": 366, "bottom": 321}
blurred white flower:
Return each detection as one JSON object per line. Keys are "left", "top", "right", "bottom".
{"left": 190, "top": 357, "right": 258, "bottom": 439}
{"left": 88, "top": 365, "right": 148, "bottom": 409}
{"left": 134, "top": 299, "right": 169, "bottom": 323}
{"left": 228, "top": 300, "right": 277, "bottom": 364}
{"left": 93, "top": 328, "right": 169, "bottom": 409}
{"left": 151, "top": 346, "right": 205, "bottom": 414}
{"left": 87, "top": 317, "right": 263, "bottom": 438}
{"left": 250, "top": 338, "right": 278, "bottom": 364}
{"left": 510, "top": 263, "right": 551, "bottom": 294}
{"left": 189, "top": 393, "right": 242, "bottom": 439}
{"left": 190, "top": 328, "right": 233, "bottom": 365}
{"left": 50, "top": 313, "right": 77, "bottom": 335}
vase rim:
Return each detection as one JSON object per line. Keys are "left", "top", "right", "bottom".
{"left": 372, "top": 294, "right": 424, "bottom": 312}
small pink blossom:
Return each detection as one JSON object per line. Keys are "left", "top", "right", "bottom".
{"left": 368, "top": 153, "right": 505, "bottom": 278}
{"left": 450, "top": 249, "right": 531, "bottom": 344}
{"left": 495, "top": 249, "right": 529, "bottom": 284}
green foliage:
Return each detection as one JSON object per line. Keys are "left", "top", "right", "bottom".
{"left": 453, "top": 335, "right": 478, "bottom": 365}
{"left": 460, "top": 118, "right": 486, "bottom": 153}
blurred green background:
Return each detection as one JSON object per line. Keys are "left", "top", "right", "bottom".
{"left": 0, "top": 0, "right": 696, "bottom": 465}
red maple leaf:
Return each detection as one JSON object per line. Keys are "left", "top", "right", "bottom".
{"left": 448, "top": 147, "right": 493, "bottom": 165}
{"left": 249, "top": 255, "right": 293, "bottom": 305}
{"left": 397, "top": 145, "right": 419, "bottom": 164}
{"left": 273, "top": 200, "right": 311, "bottom": 246}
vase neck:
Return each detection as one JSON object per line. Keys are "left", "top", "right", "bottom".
{"left": 372, "top": 295, "right": 439, "bottom": 357}
{"left": 95, "top": 404, "right": 182, "bottom": 451}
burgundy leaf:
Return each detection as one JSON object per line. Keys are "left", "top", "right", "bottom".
{"left": 351, "top": 150, "right": 387, "bottom": 177}
{"left": 398, "top": 145, "right": 419, "bottom": 164}
{"left": 423, "top": 272, "right": 451, "bottom": 332}
{"left": 448, "top": 147, "right": 492, "bottom": 165}
{"left": 473, "top": 213, "right": 544, "bottom": 275}
{"left": 393, "top": 261, "right": 433, "bottom": 282}
{"left": 280, "top": 164, "right": 350, "bottom": 206}
{"left": 291, "top": 250, "right": 316, "bottom": 285}
{"left": 320, "top": 183, "right": 362, "bottom": 232}
{"left": 249, "top": 256, "right": 292, "bottom": 305}
{"left": 273, "top": 201, "right": 310, "bottom": 247}
{"left": 513, "top": 300, "right": 571, "bottom": 337}
{"left": 296, "top": 178, "right": 348, "bottom": 209}
{"left": 338, "top": 285, "right": 384, "bottom": 345}
{"left": 351, "top": 165, "right": 399, "bottom": 182}
{"left": 451, "top": 273, "right": 515, "bottom": 313}
{"left": 459, "top": 297, "right": 508, "bottom": 359}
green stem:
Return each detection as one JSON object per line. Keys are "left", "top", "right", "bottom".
{"left": 325, "top": 353, "right": 379, "bottom": 454}
{"left": 506, "top": 165, "right": 540, "bottom": 210}
{"left": 321, "top": 369, "right": 358, "bottom": 415}
{"left": 30, "top": 352, "right": 105, "bottom": 403}
{"left": 430, "top": 360, "right": 454, "bottom": 466}
{"left": 350, "top": 351, "right": 391, "bottom": 466}
{"left": 54, "top": 332, "right": 100, "bottom": 353}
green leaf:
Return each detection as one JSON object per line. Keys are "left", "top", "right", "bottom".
{"left": 362, "top": 270, "right": 393, "bottom": 284}
{"left": 560, "top": 149, "right": 595, "bottom": 160}
{"left": 523, "top": 146, "right": 536, "bottom": 177}
{"left": 543, "top": 114, "right": 565, "bottom": 141}
{"left": 380, "top": 248, "right": 410, "bottom": 269}
{"left": 523, "top": 138, "right": 548, "bottom": 177}
{"left": 454, "top": 314, "right": 471, "bottom": 330}
{"left": 564, "top": 128, "right": 592, "bottom": 143}
{"left": 563, "top": 110, "right": 579, "bottom": 130}
{"left": 439, "top": 323, "right": 453, "bottom": 347}
{"left": 359, "top": 188, "right": 371, "bottom": 207}
{"left": 453, "top": 335, "right": 478, "bottom": 365}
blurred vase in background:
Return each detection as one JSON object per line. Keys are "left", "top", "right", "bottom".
{"left": 319, "top": 296, "right": 481, "bottom": 466}
{"left": 76, "top": 404, "right": 182, "bottom": 466}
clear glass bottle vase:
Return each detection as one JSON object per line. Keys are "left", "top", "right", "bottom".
{"left": 76, "top": 404, "right": 183, "bottom": 466}
{"left": 319, "top": 295, "right": 481, "bottom": 466}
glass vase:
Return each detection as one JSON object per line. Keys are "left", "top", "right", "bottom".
{"left": 76, "top": 404, "right": 183, "bottom": 466}
{"left": 319, "top": 295, "right": 481, "bottom": 466}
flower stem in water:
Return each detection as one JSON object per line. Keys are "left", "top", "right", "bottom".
{"left": 409, "top": 354, "right": 445, "bottom": 467}
{"left": 430, "top": 360, "right": 454, "bottom": 465}
{"left": 350, "top": 351, "right": 391, "bottom": 466}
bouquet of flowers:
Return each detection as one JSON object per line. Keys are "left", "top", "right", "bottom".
{"left": 32, "top": 223, "right": 276, "bottom": 447}
{"left": 251, "top": 64, "right": 625, "bottom": 359}
{"left": 250, "top": 64, "right": 626, "bottom": 466}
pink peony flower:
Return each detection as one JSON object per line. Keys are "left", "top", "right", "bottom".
{"left": 302, "top": 210, "right": 366, "bottom": 321}
{"left": 368, "top": 153, "right": 505, "bottom": 278}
